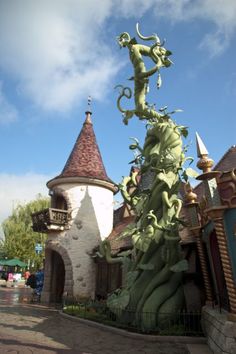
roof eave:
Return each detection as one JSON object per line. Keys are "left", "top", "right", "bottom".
{"left": 47, "top": 176, "right": 118, "bottom": 193}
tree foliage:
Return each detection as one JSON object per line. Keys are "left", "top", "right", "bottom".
{"left": 0, "top": 194, "right": 49, "bottom": 270}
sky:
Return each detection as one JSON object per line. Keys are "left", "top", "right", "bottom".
{"left": 0, "top": 0, "right": 236, "bottom": 231}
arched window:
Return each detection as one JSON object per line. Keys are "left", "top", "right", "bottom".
{"left": 51, "top": 193, "right": 67, "bottom": 210}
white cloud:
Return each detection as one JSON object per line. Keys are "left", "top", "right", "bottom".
{"left": 0, "top": 0, "right": 235, "bottom": 117}
{"left": 0, "top": 82, "right": 18, "bottom": 124}
{"left": 199, "top": 30, "right": 230, "bottom": 57}
{"left": 118, "top": 0, "right": 236, "bottom": 56}
{"left": 151, "top": 0, "right": 236, "bottom": 56}
{"left": 115, "top": 0, "right": 156, "bottom": 17}
{"left": 0, "top": 173, "right": 50, "bottom": 227}
{"left": 0, "top": 0, "right": 121, "bottom": 113}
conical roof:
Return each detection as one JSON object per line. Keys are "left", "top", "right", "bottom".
{"left": 48, "top": 111, "right": 114, "bottom": 187}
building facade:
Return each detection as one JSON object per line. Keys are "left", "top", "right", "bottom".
{"left": 32, "top": 111, "right": 116, "bottom": 302}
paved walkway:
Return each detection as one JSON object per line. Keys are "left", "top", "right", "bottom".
{"left": 0, "top": 286, "right": 211, "bottom": 354}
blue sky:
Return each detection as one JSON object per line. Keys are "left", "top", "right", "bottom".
{"left": 0, "top": 0, "right": 236, "bottom": 226}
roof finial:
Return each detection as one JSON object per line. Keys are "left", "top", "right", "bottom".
{"left": 87, "top": 96, "right": 92, "bottom": 112}
{"left": 196, "top": 132, "right": 214, "bottom": 173}
{"left": 196, "top": 132, "right": 209, "bottom": 158}
{"left": 85, "top": 96, "right": 92, "bottom": 124}
{"left": 184, "top": 182, "right": 198, "bottom": 204}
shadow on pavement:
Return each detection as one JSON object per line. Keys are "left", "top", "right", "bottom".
{"left": 0, "top": 287, "right": 189, "bottom": 354}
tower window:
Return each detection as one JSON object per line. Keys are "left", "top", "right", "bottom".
{"left": 51, "top": 194, "right": 67, "bottom": 210}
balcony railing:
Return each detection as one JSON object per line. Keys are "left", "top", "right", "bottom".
{"left": 31, "top": 208, "right": 69, "bottom": 233}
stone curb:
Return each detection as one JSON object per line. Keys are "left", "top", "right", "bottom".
{"left": 60, "top": 311, "right": 207, "bottom": 344}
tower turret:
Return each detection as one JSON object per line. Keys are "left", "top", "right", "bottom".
{"left": 41, "top": 111, "right": 117, "bottom": 303}
{"left": 47, "top": 111, "right": 116, "bottom": 191}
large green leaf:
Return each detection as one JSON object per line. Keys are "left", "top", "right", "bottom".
{"left": 107, "top": 289, "right": 130, "bottom": 310}
{"left": 138, "top": 263, "right": 154, "bottom": 270}
{"left": 134, "top": 196, "right": 147, "bottom": 215}
{"left": 121, "top": 257, "right": 132, "bottom": 272}
{"left": 132, "top": 232, "right": 152, "bottom": 252}
{"left": 118, "top": 223, "right": 137, "bottom": 239}
{"left": 178, "top": 126, "right": 188, "bottom": 138}
{"left": 170, "top": 259, "right": 188, "bottom": 272}
{"left": 185, "top": 167, "right": 199, "bottom": 178}
{"left": 158, "top": 171, "right": 177, "bottom": 189}
{"left": 161, "top": 244, "right": 170, "bottom": 263}
{"left": 125, "top": 271, "right": 139, "bottom": 288}
{"left": 154, "top": 229, "right": 164, "bottom": 244}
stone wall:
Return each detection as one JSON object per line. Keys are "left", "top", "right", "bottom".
{"left": 202, "top": 305, "right": 236, "bottom": 353}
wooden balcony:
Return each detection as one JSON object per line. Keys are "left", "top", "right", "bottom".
{"left": 31, "top": 208, "right": 70, "bottom": 233}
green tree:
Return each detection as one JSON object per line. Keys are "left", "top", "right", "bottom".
{"left": 0, "top": 194, "right": 49, "bottom": 270}
{"left": 0, "top": 246, "right": 7, "bottom": 259}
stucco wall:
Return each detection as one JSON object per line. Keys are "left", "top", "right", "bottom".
{"left": 46, "top": 182, "right": 114, "bottom": 299}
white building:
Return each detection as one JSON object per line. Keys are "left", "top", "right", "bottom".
{"left": 32, "top": 111, "right": 117, "bottom": 303}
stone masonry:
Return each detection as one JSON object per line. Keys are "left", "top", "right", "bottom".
{"left": 202, "top": 305, "right": 236, "bottom": 353}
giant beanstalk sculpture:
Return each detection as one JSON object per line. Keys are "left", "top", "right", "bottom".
{"left": 100, "top": 24, "right": 191, "bottom": 331}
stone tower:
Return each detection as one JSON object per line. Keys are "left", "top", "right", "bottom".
{"left": 40, "top": 111, "right": 117, "bottom": 303}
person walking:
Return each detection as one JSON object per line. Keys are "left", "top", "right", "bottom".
{"left": 24, "top": 269, "right": 30, "bottom": 281}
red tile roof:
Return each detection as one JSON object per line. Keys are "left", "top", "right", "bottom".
{"left": 55, "top": 111, "right": 113, "bottom": 183}
{"left": 213, "top": 145, "right": 236, "bottom": 172}
{"left": 194, "top": 145, "right": 236, "bottom": 200}
{"left": 109, "top": 146, "right": 236, "bottom": 248}
{"left": 107, "top": 215, "right": 135, "bottom": 254}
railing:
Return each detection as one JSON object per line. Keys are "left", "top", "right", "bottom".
{"left": 62, "top": 299, "right": 203, "bottom": 336}
{"left": 31, "top": 208, "right": 69, "bottom": 232}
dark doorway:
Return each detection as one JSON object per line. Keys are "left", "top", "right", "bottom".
{"left": 95, "top": 259, "right": 122, "bottom": 299}
{"left": 50, "top": 251, "right": 65, "bottom": 303}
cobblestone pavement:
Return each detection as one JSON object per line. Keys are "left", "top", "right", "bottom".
{"left": 0, "top": 287, "right": 191, "bottom": 354}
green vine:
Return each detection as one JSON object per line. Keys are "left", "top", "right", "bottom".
{"left": 101, "top": 24, "right": 196, "bottom": 331}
